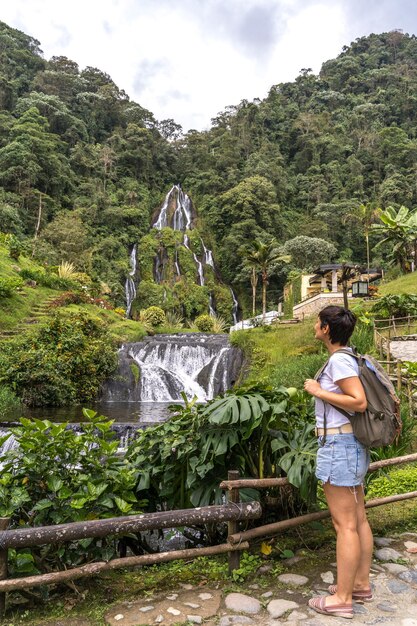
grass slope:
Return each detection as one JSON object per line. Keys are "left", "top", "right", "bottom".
{"left": 0, "top": 244, "right": 146, "bottom": 342}
{"left": 379, "top": 272, "right": 417, "bottom": 295}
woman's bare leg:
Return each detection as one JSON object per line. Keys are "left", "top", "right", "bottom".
{"left": 354, "top": 486, "right": 373, "bottom": 589}
{"left": 322, "top": 483, "right": 371, "bottom": 606}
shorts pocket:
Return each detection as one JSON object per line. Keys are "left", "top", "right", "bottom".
{"left": 345, "top": 444, "right": 359, "bottom": 477}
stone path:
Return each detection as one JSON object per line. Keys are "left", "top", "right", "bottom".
{"left": 98, "top": 534, "right": 417, "bottom": 626}
{"left": 389, "top": 337, "right": 417, "bottom": 362}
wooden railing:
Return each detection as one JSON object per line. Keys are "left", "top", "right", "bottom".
{"left": 0, "top": 474, "right": 262, "bottom": 614}
{"left": 2, "top": 452, "right": 417, "bottom": 615}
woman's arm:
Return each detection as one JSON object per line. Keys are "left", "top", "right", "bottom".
{"left": 304, "top": 376, "right": 367, "bottom": 413}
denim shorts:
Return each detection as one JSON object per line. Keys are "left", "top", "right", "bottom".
{"left": 316, "top": 433, "right": 370, "bottom": 487}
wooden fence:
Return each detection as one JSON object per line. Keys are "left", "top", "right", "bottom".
{"left": 1, "top": 452, "right": 417, "bottom": 614}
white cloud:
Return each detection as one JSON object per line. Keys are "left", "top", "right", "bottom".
{"left": 0, "top": 0, "right": 415, "bottom": 131}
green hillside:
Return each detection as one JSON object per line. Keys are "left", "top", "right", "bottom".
{"left": 379, "top": 271, "right": 417, "bottom": 295}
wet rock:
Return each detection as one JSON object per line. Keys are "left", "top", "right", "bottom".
{"left": 267, "top": 598, "right": 299, "bottom": 618}
{"left": 277, "top": 573, "right": 308, "bottom": 586}
{"left": 225, "top": 593, "right": 261, "bottom": 614}
{"left": 375, "top": 547, "right": 403, "bottom": 561}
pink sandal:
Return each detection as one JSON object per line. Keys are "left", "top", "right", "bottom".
{"left": 328, "top": 584, "right": 373, "bottom": 603}
{"left": 308, "top": 595, "right": 353, "bottom": 619}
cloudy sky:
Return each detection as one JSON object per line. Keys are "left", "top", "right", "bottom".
{"left": 2, "top": 0, "right": 417, "bottom": 131}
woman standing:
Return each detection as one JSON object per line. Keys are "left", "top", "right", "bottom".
{"left": 304, "top": 305, "right": 373, "bottom": 620}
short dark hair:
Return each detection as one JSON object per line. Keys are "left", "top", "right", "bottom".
{"left": 318, "top": 305, "right": 357, "bottom": 345}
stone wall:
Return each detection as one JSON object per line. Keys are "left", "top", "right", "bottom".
{"left": 293, "top": 293, "right": 348, "bottom": 319}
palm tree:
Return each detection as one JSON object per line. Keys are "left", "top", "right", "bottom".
{"left": 244, "top": 239, "right": 288, "bottom": 319}
{"left": 343, "top": 203, "right": 380, "bottom": 287}
{"left": 372, "top": 206, "right": 417, "bottom": 273}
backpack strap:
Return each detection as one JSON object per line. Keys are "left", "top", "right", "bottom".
{"left": 314, "top": 347, "right": 360, "bottom": 438}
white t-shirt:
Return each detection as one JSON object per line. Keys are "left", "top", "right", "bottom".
{"left": 315, "top": 349, "right": 359, "bottom": 429}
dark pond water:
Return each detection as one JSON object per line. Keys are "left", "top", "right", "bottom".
{"left": 2, "top": 402, "right": 176, "bottom": 425}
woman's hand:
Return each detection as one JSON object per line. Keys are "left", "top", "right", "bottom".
{"left": 304, "top": 379, "right": 322, "bottom": 397}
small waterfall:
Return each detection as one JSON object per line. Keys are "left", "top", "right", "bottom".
{"left": 209, "top": 292, "right": 216, "bottom": 316}
{"left": 101, "top": 334, "right": 244, "bottom": 403}
{"left": 184, "top": 235, "right": 204, "bottom": 286}
{"left": 175, "top": 249, "right": 181, "bottom": 277}
{"left": 125, "top": 245, "right": 137, "bottom": 318}
{"left": 201, "top": 239, "right": 214, "bottom": 268}
{"left": 230, "top": 288, "right": 239, "bottom": 325}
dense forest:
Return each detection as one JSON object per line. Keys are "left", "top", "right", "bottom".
{"left": 1, "top": 22, "right": 417, "bottom": 319}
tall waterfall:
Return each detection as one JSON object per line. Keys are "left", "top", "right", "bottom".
{"left": 125, "top": 244, "right": 137, "bottom": 318}
{"left": 101, "top": 334, "right": 243, "bottom": 403}
{"left": 153, "top": 185, "right": 192, "bottom": 231}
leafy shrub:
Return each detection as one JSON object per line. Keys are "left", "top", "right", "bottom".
{"left": 211, "top": 315, "right": 228, "bottom": 333}
{"left": 195, "top": 314, "right": 215, "bottom": 332}
{"left": 0, "top": 312, "right": 118, "bottom": 406}
{"left": 0, "top": 411, "right": 145, "bottom": 575}
{"left": 48, "top": 291, "right": 90, "bottom": 307}
{"left": 0, "top": 276, "right": 23, "bottom": 298}
{"left": 366, "top": 465, "right": 417, "bottom": 499}
{"left": 5, "top": 233, "right": 22, "bottom": 260}
{"left": 0, "top": 385, "right": 21, "bottom": 419}
{"left": 371, "top": 294, "right": 417, "bottom": 319}
{"left": 127, "top": 387, "right": 317, "bottom": 510}
{"left": 141, "top": 306, "right": 166, "bottom": 326}
{"left": 19, "top": 268, "right": 75, "bottom": 290}
{"left": 114, "top": 307, "right": 126, "bottom": 317}
{"left": 57, "top": 261, "right": 76, "bottom": 279}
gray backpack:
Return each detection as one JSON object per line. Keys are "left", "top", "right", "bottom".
{"left": 315, "top": 348, "right": 402, "bottom": 448}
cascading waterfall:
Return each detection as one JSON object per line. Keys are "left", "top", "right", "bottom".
{"left": 153, "top": 184, "right": 192, "bottom": 232}
{"left": 147, "top": 183, "right": 240, "bottom": 324}
{"left": 125, "top": 244, "right": 137, "bottom": 318}
{"left": 183, "top": 234, "right": 204, "bottom": 286}
{"left": 101, "top": 334, "right": 244, "bottom": 403}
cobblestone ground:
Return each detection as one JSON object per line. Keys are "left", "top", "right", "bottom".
{"left": 389, "top": 338, "right": 417, "bottom": 362}
{"left": 41, "top": 534, "right": 417, "bottom": 626}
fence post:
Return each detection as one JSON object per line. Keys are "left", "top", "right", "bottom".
{"left": 408, "top": 380, "right": 414, "bottom": 420}
{"left": 397, "top": 361, "right": 402, "bottom": 393}
{"left": 408, "top": 315, "right": 411, "bottom": 334}
{"left": 227, "top": 470, "right": 241, "bottom": 574}
{"left": 0, "top": 518, "right": 10, "bottom": 616}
